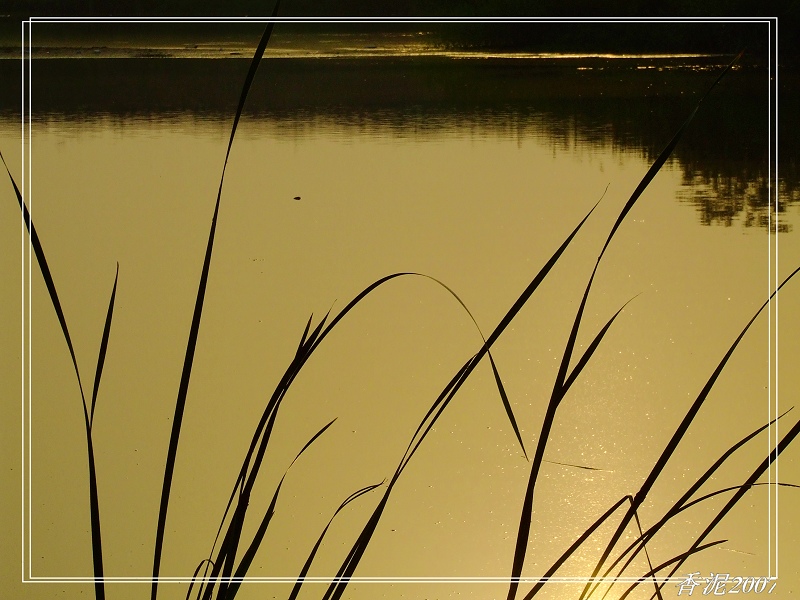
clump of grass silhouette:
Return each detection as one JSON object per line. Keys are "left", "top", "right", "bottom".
{"left": 4, "top": 18, "right": 798, "bottom": 600}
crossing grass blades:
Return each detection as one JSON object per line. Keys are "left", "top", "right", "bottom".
{"left": 4, "top": 17, "right": 798, "bottom": 600}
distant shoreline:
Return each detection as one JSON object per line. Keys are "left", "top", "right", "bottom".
{"left": 0, "top": 45, "right": 731, "bottom": 62}
{"left": 0, "top": 19, "right": 782, "bottom": 63}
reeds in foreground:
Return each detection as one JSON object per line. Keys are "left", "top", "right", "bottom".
{"left": 5, "top": 20, "right": 797, "bottom": 600}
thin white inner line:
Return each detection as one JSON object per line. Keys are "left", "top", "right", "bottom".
{"left": 773, "top": 14, "right": 780, "bottom": 581}
{"left": 25, "top": 17, "right": 33, "bottom": 584}
{"left": 21, "top": 15, "right": 779, "bottom": 585}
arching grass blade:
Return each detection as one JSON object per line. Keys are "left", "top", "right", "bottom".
{"left": 223, "top": 419, "right": 337, "bottom": 600}
{"left": 287, "top": 482, "right": 383, "bottom": 600}
{"left": 321, "top": 202, "right": 600, "bottom": 600}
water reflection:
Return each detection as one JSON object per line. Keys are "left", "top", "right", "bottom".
{"left": 1, "top": 54, "right": 793, "bottom": 231}
{"left": 678, "top": 172, "right": 792, "bottom": 231}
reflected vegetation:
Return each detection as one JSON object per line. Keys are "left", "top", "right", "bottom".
{"left": 1, "top": 52, "right": 795, "bottom": 231}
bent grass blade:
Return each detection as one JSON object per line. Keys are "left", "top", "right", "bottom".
{"left": 203, "top": 266, "right": 533, "bottom": 596}
{"left": 286, "top": 482, "right": 384, "bottom": 600}
{"left": 320, "top": 199, "right": 601, "bottom": 600}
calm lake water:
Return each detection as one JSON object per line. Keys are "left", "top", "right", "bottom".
{"left": 1, "top": 33, "right": 799, "bottom": 600}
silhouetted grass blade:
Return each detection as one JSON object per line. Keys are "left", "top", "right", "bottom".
{"left": 277, "top": 269, "right": 537, "bottom": 477}
{"left": 300, "top": 309, "right": 331, "bottom": 357}
{"left": 542, "top": 459, "right": 610, "bottom": 472}
{"left": 632, "top": 509, "right": 664, "bottom": 600}
{"left": 306, "top": 273, "right": 410, "bottom": 354}
{"left": 681, "top": 482, "right": 800, "bottom": 512}
{"left": 203, "top": 406, "right": 285, "bottom": 600}
{"left": 287, "top": 483, "right": 383, "bottom": 600}
{"left": 416, "top": 274, "right": 528, "bottom": 459}
{"left": 198, "top": 419, "right": 336, "bottom": 599}
{"left": 202, "top": 270, "right": 489, "bottom": 600}
{"left": 6, "top": 17, "right": 781, "bottom": 600}
{"left": 397, "top": 355, "right": 479, "bottom": 475}
{"left": 616, "top": 540, "right": 729, "bottom": 600}
{"left": 489, "top": 353, "right": 528, "bottom": 460}
{"left": 598, "top": 49, "right": 744, "bottom": 259}
{"left": 509, "top": 51, "right": 744, "bottom": 600}
{"left": 594, "top": 409, "right": 793, "bottom": 595}
{"left": 202, "top": 350, "right": 318, "bottom": 587}
{"left": 400, "top": 202, "right": 600, "bottom": 475}
{"left": 3, "top": 151, "right": 107, "bottom": 599}
{"left": 508, "top": 295, "right": 633, "bottom": 600}
{"left": 2, "top": 150, "right": 88, "bottom": 408}
{"left": 597, "top": 482, "right": 796, "bottom": 600}
{"left": 394, "top": 356, "right": 477, "bottom": 475}
{"left": 84, "top": 417, "right": 105, "bottom": 600}
{"left": 579, "top": 265, "right": 800, "bottom": 600}
{"left": 90, "top": 263, "right": 118, "bottom": 426}
{"left": 295, "top": 314, "right": 315, "bottom": 358}
{"left": 151, "top": 7, "right": 280, "bottom": 598}
{"left": 84, "top": 267, "right": 122, "bottom": 600}
{"left": 186, "top": 559, "right": 215, "bottom": 600}
{"left": 291, "top": 418, "right": 336, "bottom": 465}
{"left": 322, "top": 491, "right": 393, "bottom": 600}
{"left": 322, "top": 203, "right": 600, "bottom": 600}
{"left": 562, "top": 297, "right": 636, "bottom": 396}
{"left": 225, "top": 419, "right": 337, "bottom": 598}
{"left": 647, "top": 417, "right": 800, "bottom": 598}
{"left": 219, "top": 0, "right": 282, "bottom": 187}
{"left": 201, "top": 475, "right": 246, "bottom": 595}
{"left": 520, "top": 496, "right": 634, "bottom": 600}
{"left": 220, "top": 478, "right": 280, "bottom": 600}
{"left": 150, "top": 117, "right": 215, "bottom": 599}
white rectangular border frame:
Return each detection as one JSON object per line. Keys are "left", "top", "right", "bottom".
{"left": 20, "top": 15, "right": 781, "bottom": 587}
